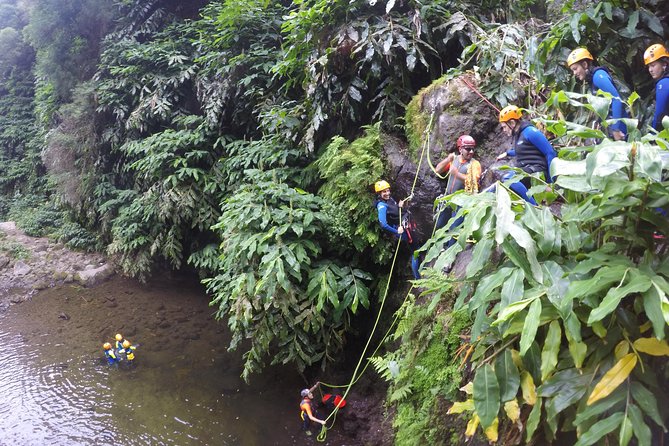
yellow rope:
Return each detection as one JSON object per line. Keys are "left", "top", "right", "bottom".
{"left": 316, "top": 114, "right": 434, "bottom": 442}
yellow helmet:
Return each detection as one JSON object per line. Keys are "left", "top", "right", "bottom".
{"left": 374, "top": 180, "right": 390, "bottom": 193}
{"left": 103, "top": 342, "right": 112, "bottom": 350}
{"left": 122, "top": 340, "right": 131, "bottom": 348}
{"left": 644, "top": 44, "right": 669, "bottom": 65}
{"left": 567, "top": 48, "right": 594, "bottom": 67}
{"left": 499, "top": 105, "right": 522, "bottom": 123}
{"left": 115, "top": 334, "right": 123, "bottom": 341}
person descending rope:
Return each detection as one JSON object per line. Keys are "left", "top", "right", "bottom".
{"left": 496, "top": 106, "right": 557, "bottom": 206}
{"left": 643, "top": 43, "right": 669, "bottom": 132}
{"left": 103, "top": 342, "right": 119, "bottom": 366}
{"left": 566, "top": 47, "right": 628, "bottom": 141}
{"left": 300, "top": 383, "right": 326, "bottom": 436}
{"left": 434, "top": 135, "right": 482, "bottom": 235}
{"left": 374, "top": 180, "right": 421, "bottom": 279}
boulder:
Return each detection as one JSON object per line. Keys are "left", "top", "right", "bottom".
{"left": 13, "top": 261, "right": 31, "bottom": 277}
{"left": 74, "top": 264, "right": 114, "bottom": 287}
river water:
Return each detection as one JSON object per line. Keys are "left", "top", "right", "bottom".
{"left": 0, "top": 275, "right": 346, "bottom": 446}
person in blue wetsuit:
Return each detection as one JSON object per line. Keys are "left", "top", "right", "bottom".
{"left": 567, "top": 48, "right": 628, "bottom": 141}
{"left": 643, "top": 43, "right": 669, "bottom": 132}
{"left": 495, "top": 105, "right": 557, "bottom": 206}
{"left": 103, "top": 342, "right": 119, "bottom": 366}
{"left": 374, "top": 180, "right": 421, "bottom": 279}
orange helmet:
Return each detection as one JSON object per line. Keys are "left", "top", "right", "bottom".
{"left": 499, "top": 105, "right": 522, "bottom": 123}
{"left": 103, "top": 342, "right": 112, "bottom": 350}
{"left": 115, "top": 334, "right": 123, "bottom": 341}
{"left": 374, "top": 180, "right": 390, "bottom": 193}
{"left": 122, "top": 340, "right": 131, "bottom": 349}
{"left": 644, "top": 44, "right": 669, "bottom": 65}
{"left": 567, "top": 48, "right": 594, "bottom": 67}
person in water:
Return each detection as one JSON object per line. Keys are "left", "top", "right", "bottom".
{"left": 374, "top": 180, "right": 421, "bottom": 279}
{"left": 643, "top": 43, "right": 669, "bottom": 132}
{"left": 114, "top": 333, "right": 125, "bottom": 354}
{"left": 103, "top": 342, "right": 119, "bottom": 366}
{"left": 300, "top": 383, "right": 326, "bottom": 436}
{"left": 566, "top": 47, "right": 628, "bottom": 141}
{"left": 496, "top": 105, "right": 557, "bottom": 206}
{"left": 121, "top": 340, "right": 137, "bottom": 368}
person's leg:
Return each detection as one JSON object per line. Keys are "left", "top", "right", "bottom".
{"left": 446, "top": 207, "right": 465, "bottom": 248}
{"left": 503, "top": 172, "right": 537, "bottom": 206}
{"left": 435, "top": 205, "right": 453, "bottom": 231}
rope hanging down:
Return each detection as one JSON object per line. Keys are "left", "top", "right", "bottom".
{"left": 315, "top": 110, "right": 433, "bottom": 443}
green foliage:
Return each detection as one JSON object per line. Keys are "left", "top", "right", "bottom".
{"left": 314, "top": 123, "right": 389, "bottom": 262}
{"left": 423, "top": 108, "right": 669, "bottom": 443}
{"left": 7, "top": 194, "right": 65, "bottom": 237}
{"left": 203, "top": 179, "right": 371, "bottom": 381}
{"left": 372, "top": 288, "right": 471, "bottom": 446}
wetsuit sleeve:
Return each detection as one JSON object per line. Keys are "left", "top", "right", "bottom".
{"left": 592, "top": 70, "right": 627, "bottom": 133}
{"left": 652, "top": 78, "right": 669, "bottom": 131}
{"left": 524, "top": 126, "right": 557, "bottom": 183}
{"left": 377, "top": 202, "right": 399, "bottom": 235}
{"left": 506, "top": 149, "right": 516, "bottom": 157}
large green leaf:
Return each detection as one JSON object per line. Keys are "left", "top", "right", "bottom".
{"left": 573, "top": 412, "right": 624, "bottom": 446}
{"left": 540, "top": 321, "right": 561, "bottom": 381}
{"left": 520, "top": 299, "right": 542, "bottom": 355}
{"left": 628, "top": 404, "right": 652, "bottom": 446}
{"left": 630, "top": 382, "right": 666, "bottom": 429}
{"left": 495, "top": 350, "right": 520, "bottom": 402}
{"left": 473, "top": 364, "right": 500, "bottom": 429}
{"left": 588, "top": 269, "right": 652, "bottom": 324}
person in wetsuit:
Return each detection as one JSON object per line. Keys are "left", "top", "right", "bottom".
{"left": 567, "top": 47, "right": 628, "bottom": 141}
{"left": 643, "top": 43, "right": 669, "bottom": 132}
{"left": 374, "top": 180, "right": 421, "bottom": 279}
{"left": 496, "top": 105, "right": 557, "bottom": 206}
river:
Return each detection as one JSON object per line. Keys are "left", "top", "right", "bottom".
{"left": 0, "top": 275, "right": 354, "bottom": 446}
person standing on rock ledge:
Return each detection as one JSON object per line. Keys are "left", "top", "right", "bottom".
{"left": 434, "top": 134, "right": 482, "bottom": 234}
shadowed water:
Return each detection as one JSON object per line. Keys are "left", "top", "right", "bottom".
{"left": 0, "top": 275, "right": 340, "bottom": 446}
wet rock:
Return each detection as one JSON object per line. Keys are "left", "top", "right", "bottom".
{"left": 64, "top": 274, "right": 74, "bottom": 283}
{"left": 74, "top": 264, "right": 114, "bottom": 287}
{"left": 159, "top": 320, "right": 172, "bottom": 329}
{"left": 58, "top": 312, "right": 70, "bottom": 320}
{"left": 13, "top": 261, "right": 31, "bottom": 276}
{"left": 104, "top": 300, "right": 118, "bottom": 308}
{"left": 0, "top": 256, "right": 10, "bottom": 269}
{"left": 10, "top": 296, "right": 22, "bottom": 304}
{"left": 33, "top": 281, "right": 50, "bottom": 290}
{"left": 52, "top": 271, "right": 68, "bottom": 281}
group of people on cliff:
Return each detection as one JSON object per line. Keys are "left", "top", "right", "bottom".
{"left": 374, "top": 44, "right": 669, "bottom": 279}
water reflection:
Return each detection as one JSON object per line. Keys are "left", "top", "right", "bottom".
{"left": 0, "top": 276, "right": 333, "bottom": 446}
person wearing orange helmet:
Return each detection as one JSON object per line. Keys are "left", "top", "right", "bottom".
{"left": 643, "top": 43, "right": 669, "bottom": 131}
{"left": 566, "top": 48, "right": 628, "bottom": 141}
{"left": 496, "top": 106, "right": 557, "bottom": 205}
{"left": 374, "top": 180, "right": 421, "bottom": 279}
{"left": 434, "top": 135, "right": 482, "bottom": 231}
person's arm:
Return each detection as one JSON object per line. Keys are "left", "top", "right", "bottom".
{"left": 304, "top": 404, "right": 326, "bottom": 425}
{"left": 592, "top": 70, "right": 627, "bottom": 136}
{"left": 497, "top": 148, "right": 516, "bottom": 160}
{"left": 652, "top": 79, "right": 669, "bottom": 131}
{"left": 435, "top": 153, "right": 455, "bottom": 175}
{"left": 377, "top": 202, "right": 400, "bottom": 235}
{"left": 308, "top": 382, "right": 320, "bottom": 394}
{"left": 524, "top": 126, "right": 557, "bottom": 183}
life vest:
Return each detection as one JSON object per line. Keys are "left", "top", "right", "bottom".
{"left": 374, "top": 197, "right": 400, "bottom": 227}
{"left": 125, "top": 346, "right": 135, "bottom": 361}
{"left": 104, "top": 349, "right": 117, "bottom": 364}
{"left": 300, "top": 398, "right": 313, "bottom": 420}
{"left": 513, "top": 121, "right": 548, "bottom": 173}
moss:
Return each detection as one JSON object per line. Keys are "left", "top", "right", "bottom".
{"left": 404, "top": 74, "right": 453, "bottom": 159}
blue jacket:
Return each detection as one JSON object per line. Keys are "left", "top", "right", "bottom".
{"left": 506, "top": 124, "right": 557, "bottom": 183}
{"left": 652, "top": 77, "right": 669, "bottom": 131}
{"left": 590, "top": 67, "right": 628, "bottom": 135}
{"left": 376, "top": 198, "right": 401, "bottom": 236}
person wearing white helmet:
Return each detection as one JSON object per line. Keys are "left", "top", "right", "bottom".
{"left": 299, "top": 382, "right": 325, "bottom": 436}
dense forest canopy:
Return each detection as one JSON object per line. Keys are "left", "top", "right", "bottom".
{"left": 0, "top": 0, "right": 668, "bottom": 444}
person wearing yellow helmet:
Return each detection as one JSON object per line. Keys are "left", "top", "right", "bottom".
{"left": 496, "top": 105, "right": 557, "bottom": 205}
{"left": 103, "top": 342, "right": 119, "bottom": 366}
{"left": 114, "top": 333, "right": 125, "bottom": 353}
{"left": 644, "top": 43, "right": 669, "bottom": 131}
{"left": 374, "top": 180, "right": 421, "bottom": 279}
{"left": 122, "top": 339, "right": 137, "bottom": 366}
{"left": 566, "top": 47, "right": 628, "bottom": 141}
